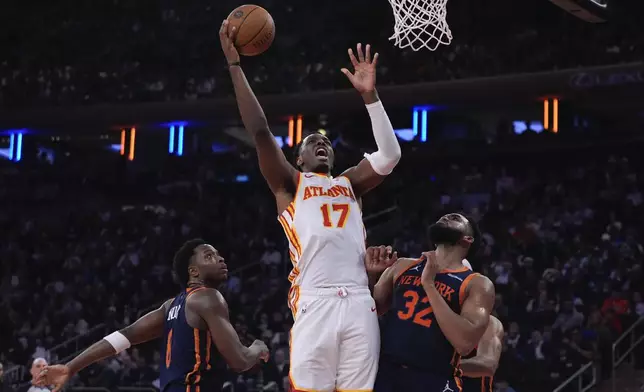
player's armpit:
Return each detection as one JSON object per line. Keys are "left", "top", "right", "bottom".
{"left": 342, "top": 99, "right": 400, "bottom": 197}
{"left": 372, "top": 257, "right": 417, "bottom": 315}
{"left": 342, "top": 160, "right": 386, "bottom": 198}
{"left": 426, "top": 274, "right": 495, "bottom": 356}
{"left": 228, "top": 66, "right": 298, "bottom": 197}
{"left": 65, "top": 300, "right": 170, "bottom": 376}
{"left": 120, "top": 299, "right": 171, "bottom": 345}
{"left": 188, "top": 288, "right": 261, "bottom": 372}
{"left": 460, "top": 316, "right": 504, "bottom": 377}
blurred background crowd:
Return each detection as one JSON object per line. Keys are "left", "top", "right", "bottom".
{"left": 0, "top": 0, "right": 643, "bottom": 108}
{"left": 1, "top": 133, "right": 644, "bottom": 392}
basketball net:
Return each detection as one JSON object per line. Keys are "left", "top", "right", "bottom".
{"left": 388, "top": 0, "right": 452, "bottom": 51}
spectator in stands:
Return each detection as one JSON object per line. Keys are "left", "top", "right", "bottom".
{"left": 553, "top": 299, "right": 585, "bottom": 333}
{"left": 23, "top": 359, "right": 49, "bottom": 392}
{"left": 0, "top": 363, "right": 10, "bottom": 392}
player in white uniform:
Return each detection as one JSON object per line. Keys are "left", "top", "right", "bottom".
{"left": 220, "top": 22, "right": 402, "bottom": 392}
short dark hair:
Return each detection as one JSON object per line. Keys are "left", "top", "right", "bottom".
{"left": 292, "top": 141, "right": 304, "bottom": 168}
{"left": 461, "top": 213, "right": 482, "bottom": 259}
{"left": 172, "top": 238, "right": 206, "bottom": 288}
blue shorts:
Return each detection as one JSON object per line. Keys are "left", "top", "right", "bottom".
{"left": 163, "top": 383, "right": 222, "bottom": 392}
{"left": 375, "top": 357, "right": 463, "bottom": 392}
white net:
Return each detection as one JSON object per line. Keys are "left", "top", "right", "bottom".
{"left": 388, "top": 0, "right": 452, "bottom": 51}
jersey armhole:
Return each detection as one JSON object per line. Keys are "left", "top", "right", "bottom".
{"left": 186, "top": 287, "right": 208, "bottom": 299}
{"left": 338, "top": 175, "right": 359, "bottom": 205}
{"left": 458, "top": 273, "right": 480, "bottom": 306}
{"left": 393, "top": 258, "right": 424, "bottom": 283}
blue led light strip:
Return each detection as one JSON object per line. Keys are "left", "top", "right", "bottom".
{"left": 16, "top": 133, "right": 22, "bottom": 161}
{"left": 178, "top": 125, "right": 184, "bottom": 156}
{"left": 169, "top": 126, "right": 175, "bottom": 154}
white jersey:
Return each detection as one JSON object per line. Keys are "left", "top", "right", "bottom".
{"left": 278, "top": 172, "right": 367, "bottom": 291}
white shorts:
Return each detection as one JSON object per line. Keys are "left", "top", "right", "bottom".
{"left": 288, "top": 286, "right": 380, "bottom": 392}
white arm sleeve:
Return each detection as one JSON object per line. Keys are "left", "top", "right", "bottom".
{"left": 363, "top": 100, "right": 401, "bottom": 175}
{"left": 104, "top": 331, "right": 131, "bottom": 354}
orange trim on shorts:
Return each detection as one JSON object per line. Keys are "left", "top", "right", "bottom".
{"left": 184, "top": 329, "right": 201, "bottom": 384}
{"left": 288, "top": 285, "right": 300, "bottom": 319}
{"left": 459, "top": 273, "right": 479, "bottom": 306}
{"left": 394, "top": 258, "right": 424, "bottom": 283}
{"left": 454, "top": 376, "right": 463, "bottom": 392}
{"left": 288, "top": 267, "right": 300, "bottom": 283}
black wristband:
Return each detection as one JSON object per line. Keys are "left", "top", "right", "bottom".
{"left": 228, "top": 61, "right": 240, "bottom": 68}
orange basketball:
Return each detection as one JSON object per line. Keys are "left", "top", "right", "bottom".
{"left": 226, "top": 5, "right": 275, "bottom": 56}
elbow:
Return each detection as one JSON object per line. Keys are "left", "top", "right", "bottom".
{"left": 455, "top": 343, "right": 478, "bottom": 357}
{"left": 484, "top": 360, "right": 499, "bottom": 376}
{"left": 390, "top": 147, "right": 401, "bottom": 165}
{"left": 227, "top": 359, "right": 250, "bottom": 373}
{"left": 226, "top": 353, "right": 253, "bottom": 373}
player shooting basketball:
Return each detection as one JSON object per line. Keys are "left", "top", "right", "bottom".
{"left": 220, "top": 19, "right": 401, "bottom": 392}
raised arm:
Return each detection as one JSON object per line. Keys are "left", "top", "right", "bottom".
{"left": 188, "top": 288, "right": 268, "bottom": 372}
{"left": 421, "top": 252, "right": 496, "bottom": 355}
{"left": 340, "top": 44, "right": 401, "bottom": 197}
{"left": 219, "top": 20, "right": 298, "bottom": 200}
{"left": 460, "top": 316, "right": 504, "bottom": 377}
{"left": 37, "top": 300, "right": 172, "bottom": 391}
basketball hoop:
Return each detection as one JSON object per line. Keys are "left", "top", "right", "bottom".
{"left": 388, "top": 0, "right": 452, "bottom": 51}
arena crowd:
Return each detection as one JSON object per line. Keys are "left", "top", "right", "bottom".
{"left": 0, "top": 0, "right": 642, "bottom": 108}
{"left": 1, "top": 131, "right": 643, "bottom": 392}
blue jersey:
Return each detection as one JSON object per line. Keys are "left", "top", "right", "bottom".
{"left": 160, "top": 287, "right": 224, "bottom": 392}
{"left": 380, "top": 258, "right": 478, "bottom": 378}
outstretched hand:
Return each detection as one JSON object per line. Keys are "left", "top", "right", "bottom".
{"left": 341, "top": 43, "right": 379, "bottom": 94}
{"left": 421, "top": 251, "right": 440, "bottom": 288}
{"left": 219, "top": 20, "right": 240, "bottom": 65}
{"left": 36, "top": 365, "right": 71, "bottom": 392}
{"left": 365, "top": 245, "right": 397, "bottom": 277}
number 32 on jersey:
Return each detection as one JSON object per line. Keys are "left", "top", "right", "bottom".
{"left": 397, "top": 290, "right": 434, "bottom": 327}
{"left": 320, "top": 203, "right": 350, "bottom": 228}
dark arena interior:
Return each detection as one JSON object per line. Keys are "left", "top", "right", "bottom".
{"left": 0, "top": 0, "right": 643, "bottom": 391}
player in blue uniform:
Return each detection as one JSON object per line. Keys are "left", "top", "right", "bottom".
{"left": 459, "top": 259, "right": 504, "bottom": 392}
{"left": 366, "top": 213, "right": 496, "bottom": 392}
{"left": 36, "top": 239, "right": 269, "bottom": 392}
{"left": 460, "top": 308, "right": 504, "bottom": 392}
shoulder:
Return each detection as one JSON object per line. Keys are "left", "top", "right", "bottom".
{"left": 471, "top": 273, "right": 495, "bottom": 294}
{"left": 186, "top": 288, "right": 226, "bottom": 312}
{"left": 391, "top": 257, "right": 423, "bottom": 280}
{"left": 462, "top": 273, "right": 495, "bottom": 304}
{"left": 160, "top": 297, "right": 174, "bottom": 314}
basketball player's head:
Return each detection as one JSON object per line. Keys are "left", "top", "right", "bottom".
{"left": 172, "top": 239, "right": 228, "bottom": 288}
{"left": 428, "top": 213, "right": 481, "bottom": 260}
{"left": 30, "top": 358, "right": 47, "bottom": 381}
{"left": 294, "top": 133, "right": 334, "bottom": 173}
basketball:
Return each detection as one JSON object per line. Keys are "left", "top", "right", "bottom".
{"left": 226, "top": 5, "right": 275, "bottom": 56}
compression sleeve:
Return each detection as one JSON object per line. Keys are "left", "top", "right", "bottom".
{"left": 363, "top": 100, "right": 401, "bottom": 175}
